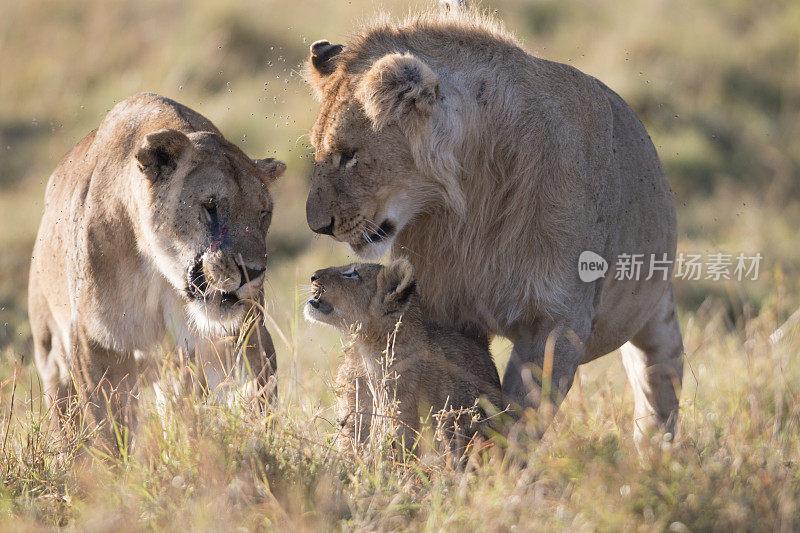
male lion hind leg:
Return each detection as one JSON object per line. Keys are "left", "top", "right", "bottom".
{"left": 620, "top": 286, "right": 684, "bottom": 455}
{"left": 501, "top": 321, "right": 588, "bottom": 447}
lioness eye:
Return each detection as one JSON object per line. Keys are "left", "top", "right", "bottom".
{"left": 260, "top": 210, "right": 270, "bottom": 225}
{"left": 342, "top": 268, "right": 360, "bottom": 280}
{"left": 202, "top": 197, "right": 217, "bottom": 223}
{"left": 340, "top": 150, "right": 357, "bottom": 169}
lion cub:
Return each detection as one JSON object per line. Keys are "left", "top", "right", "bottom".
{"left": 305, "top": 258, "right": 503, "bottom": 456}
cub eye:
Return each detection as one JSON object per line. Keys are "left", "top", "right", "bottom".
{"left": 342, "top": 268, "right": 360, "bottom": 280}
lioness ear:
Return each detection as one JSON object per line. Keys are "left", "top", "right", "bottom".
{"left": 135, "top": 129, "right": 192, "bottom": 181}
{"left": 253, "top": 157, "right": 286, "bottom": 184}
{"left": 376, "top": 258, "right": 417, "bottom": 314}
{"left": 358, "top": 53, "right": 440, "bottom": 132}
{"left": 305, "top": 40, "right": 344, "bottom": 96}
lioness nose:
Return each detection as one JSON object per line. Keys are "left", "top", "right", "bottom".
{"left": 310, "top": 217, "right": 335, "bottom": 236}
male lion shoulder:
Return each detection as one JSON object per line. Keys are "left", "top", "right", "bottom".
{"left": 29, "top": 93, "right": 285, "bottom": 451}
{"left": 304, "top": 11, "right": 683, "bottom": 451}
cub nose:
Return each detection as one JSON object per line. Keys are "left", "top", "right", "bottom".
{"left": 310, "top": 217, "right": 335, "bottom": 236}
{"left": 310, "top": 271, "right": 322, "bottom": 282}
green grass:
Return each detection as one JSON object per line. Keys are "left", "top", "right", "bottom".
{"left": 2, "top": 0, "right": 800, "bottom": 529}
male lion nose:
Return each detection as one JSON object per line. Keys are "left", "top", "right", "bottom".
{"left": 310, "top": 217, "right": 335, "bottom": 236}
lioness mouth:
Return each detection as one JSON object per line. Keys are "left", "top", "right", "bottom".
{"left": 186, "top": 255, "right": 240, "bottom": 306}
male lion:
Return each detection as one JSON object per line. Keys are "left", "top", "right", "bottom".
{"left": 304, "top": 11, "right": 683, "bottom": 450}
{"left": 304, "top": 259, "right": 503, "bottom": 458}
{"left": 29, "top": 93, "right": 285, "bottom": 451}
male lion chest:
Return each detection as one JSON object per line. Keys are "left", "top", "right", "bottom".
{"left": 409, "top": 256, "right": 532, "bottom": 341}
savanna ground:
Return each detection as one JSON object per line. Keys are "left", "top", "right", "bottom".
{"left": 1, "top": 0, "right": 799, "bottom": 529}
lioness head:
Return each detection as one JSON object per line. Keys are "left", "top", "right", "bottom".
{"left": 134, "top": 129, "right": 285, "bottom": 334}
{"left": 304, "top": 259, "right": 417, "bottom": 333}
{"left": 304, "top": 41, "right": 455, "bottom": 260}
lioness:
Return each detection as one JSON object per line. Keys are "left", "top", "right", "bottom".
{"left": 304, "top": 259, "right": 504, "bottom": 456}
{"left": 304, "top": 10, "right": 683, "bottom": 450}
{"left": 29, "top": 93, "right": 285, "bottom": 451}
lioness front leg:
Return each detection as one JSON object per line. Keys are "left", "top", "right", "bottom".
{"left": 72, "top": 328, "right": 139, "bottom": 454}
{"left": 240, "top": 319, "right": 277, "bottom": 409}
{"left": 620, "top": 286, "right": 683, "bottom": 453}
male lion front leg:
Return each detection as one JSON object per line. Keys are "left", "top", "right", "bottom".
{"left": 502, "top": 318, "right": 589, "bottom": 439}
{"left": 620, "top": 286, "right": 683, "bottom": 453}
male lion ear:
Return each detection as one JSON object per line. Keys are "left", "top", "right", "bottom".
{"left": 377, "top": 258, "right": 417, "bottom": 314}
{"left": 253, "top": 157, "right": 287, "bottom": 184}
{"left": 358, "top": 52, "right": 440, "bottom": 132}
{"left": 305, "top": 40, "right": 344, "bottom": 97}
{"left": 135, "top": 129, "right": 192, "bottom": 181}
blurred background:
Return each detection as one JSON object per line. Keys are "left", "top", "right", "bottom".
{"left": 0, "top": 0, "right": 798, "bottom": 400}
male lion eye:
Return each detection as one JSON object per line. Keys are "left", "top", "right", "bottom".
{"left": 342, "top": 269, "right": 360, "bottom": 280}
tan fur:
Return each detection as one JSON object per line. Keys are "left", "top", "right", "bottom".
{"left": 304, "top": 10, "right": 684, "bottom": 450}
{"left": 29, "top": 93, "right": 285, "bottom": 452}
{"left": 304, "top": 259, "right": 503, "bottom": 457}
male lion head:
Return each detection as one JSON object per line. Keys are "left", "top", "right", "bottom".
{"left": 304, "top": 40, "right": 459, "bottom": 260}
{"left": 134, "top": 129, "right": 285, "bottom": 334}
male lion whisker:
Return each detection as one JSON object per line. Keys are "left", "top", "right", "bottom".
{"left": 362, "top": 218, "right": 387, "bottom": 238}
{"left": 361, "top": 228, "right": 374, "bottom": 245}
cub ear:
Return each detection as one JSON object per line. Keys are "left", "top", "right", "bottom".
{"left": 376, "top": 258, "right": 417, "bottom": 314}
{"left": 135, "top": 129, "right": 192, "bottom": 181}
{"left": 305, "top": 40, "right": 344, "bottom": 96}
{"left": 253, "top": 157, "right": 286, "bottom": 185}
{"left": 358, "top": 52, "right": 440, "bottom": 132}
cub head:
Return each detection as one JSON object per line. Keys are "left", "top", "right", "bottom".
{"left": 304, "top": 258, "right": 417, "bottom": 334}
{"left": 304, "top": 41, "right": 456, "bottom": 260}
{"left": 134, "top": 128, "right": 285, "bottom": 334}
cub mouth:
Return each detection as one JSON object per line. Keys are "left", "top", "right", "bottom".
{"left": 307, "top": 283, "right": 333, "bottom": 315}
{"left": 307, "top": 298, "right": 333, "bottom": 315}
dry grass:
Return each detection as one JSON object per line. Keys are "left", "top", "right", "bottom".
{"left": 2, "top": 0, "right": 800, "bottom": 529}
{"left": 2, "top": 289, "right": 799, "bottom": 530}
